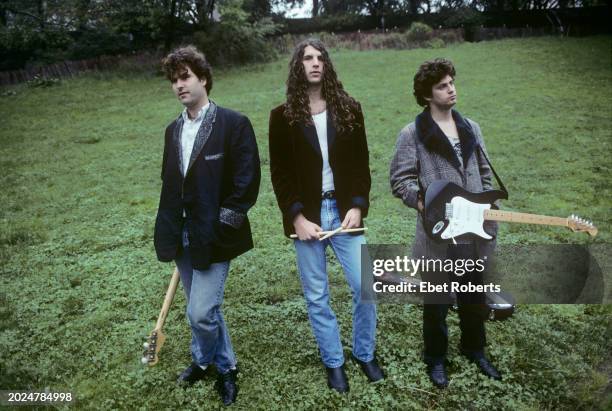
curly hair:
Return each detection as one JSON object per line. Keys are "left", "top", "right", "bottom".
{"left": 162, "top": 45, "right": 213, "bottom": 95}
{"left": 284, "top": 39, "right": 359, "bottom": 134}
{"left": 413, "top": 58, "right": 456, "bottom": 107}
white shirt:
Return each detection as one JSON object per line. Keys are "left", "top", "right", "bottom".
{"left": 312, "top": 110, "right": 335, "bottom": 193}
{"left": 180, "top": 102, "right": 210, "bottom": 176}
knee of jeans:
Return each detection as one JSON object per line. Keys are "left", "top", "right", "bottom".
{"left": 187, "top": 301, "right": 219, "bottom": 329}
{"left": 303, "top": 290, "right": 330, "bottom": 311}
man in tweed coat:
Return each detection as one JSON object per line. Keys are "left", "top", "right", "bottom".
{"left": 390, "top": 58, "right": 502, "bottom": 388}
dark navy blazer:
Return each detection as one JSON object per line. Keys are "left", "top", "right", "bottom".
{"left": 154, "top": 102, "right": 261, "bottom": 269}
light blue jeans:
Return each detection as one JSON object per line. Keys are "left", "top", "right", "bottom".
{"left": 294, "top": 198, "right": 377, "bottom": 368}
{"left": 175, "top": 229, "right": 236, "bottom": 374}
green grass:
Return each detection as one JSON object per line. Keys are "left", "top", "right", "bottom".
{"left": 1, "top": 36, "right": 611, "bottom": 409}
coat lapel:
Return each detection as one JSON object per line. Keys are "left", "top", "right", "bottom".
{"left": 185, "top": 101, "right": 218, "bottom": 176}
{"left": 172, "top": 115, "right": 185, "bottom": 176}
{"left": 300, "top": 122, "right": 322, "bottom": 158}
{"left": 453, "top": 111, "right": 477, "bottom": 166}
{"left": 415, "top": 108, "right": 477, "bottom": 171}
{"left": 326, "top": 112, "right": 336, "bottom": 152}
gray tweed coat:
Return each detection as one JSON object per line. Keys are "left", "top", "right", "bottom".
{"left": 390, "top": 108, "right": 498, "bottom": 260}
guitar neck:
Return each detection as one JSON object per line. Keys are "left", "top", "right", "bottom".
{"left": 155, "top": 267, "right": 181, "bottom": 331}
{"left": 484, "top": 209, "right": 568, "bottom": 227}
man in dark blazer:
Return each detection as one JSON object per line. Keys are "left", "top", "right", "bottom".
{"left": 390, "top": 58, "right": 501, "bottom": 388}
{"left": 154, "top": 46, "right": 260, "bottom": 406}
{"left": 269, "top": 39, "right": 383, "bottom": 393}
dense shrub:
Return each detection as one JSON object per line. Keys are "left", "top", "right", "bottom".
{"left": 424, "top": 37, "right": 446, "bottom": 48}
{"left": 406, "top": 22, "right": 434, "bottom": 43}
{"left": 194, "top": 0, "right": 278, "bottom": 66}
{"left": 370, "top": 32, "right": 410, "bottom": 49}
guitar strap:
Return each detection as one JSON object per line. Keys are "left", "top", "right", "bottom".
{"left": 478, "top": 145, "right": 508, "bottom": 197}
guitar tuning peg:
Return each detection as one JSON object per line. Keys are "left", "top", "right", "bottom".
{"left": 141, "top": 357, "right": 149, "bottom": 365}
{"left": 143, "top": 342, "right": 149, "bottom": 349}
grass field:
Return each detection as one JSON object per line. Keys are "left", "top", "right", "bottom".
{"left": 1, "top": 36, "right": 611, "bottom": 409}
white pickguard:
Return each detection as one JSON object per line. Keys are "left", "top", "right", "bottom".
{"left": 440, "top": 196, "right": 492, "bottom": 240}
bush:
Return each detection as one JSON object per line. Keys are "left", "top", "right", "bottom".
{"left": 406, "top": 22, "right": 433, "bottom": 43}
{"left": 437, "top": 29, "right": 464, "bottom": 44}
{"left": 369, "top": 32, "right": 409, "bottom": 49}
{"left": 424, "top": 38, "right": 446, "bottom": 49}
{"left": 194, "top": 0, "right": 278, "bottom": 66}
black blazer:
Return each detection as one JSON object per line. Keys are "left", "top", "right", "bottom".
{"left": 269, "top": 103, "right": 371, "bottom": 237}
{"left": 154, "top": 102, "right": 261, "bottom": 269}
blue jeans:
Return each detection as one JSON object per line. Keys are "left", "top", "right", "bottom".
{"left": 294, "top": 198, "right": 377, "bottom": 368}
{"left": 175, "top": 229, "right": 236, "bottom": 374}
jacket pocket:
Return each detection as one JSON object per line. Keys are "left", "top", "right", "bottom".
{"left": 205, "top": 153, "right": 224, "bottom": 160}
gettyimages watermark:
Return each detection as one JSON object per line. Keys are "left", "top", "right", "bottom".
{"left": 360, "top": 244, "right": 608, "bottom": 304}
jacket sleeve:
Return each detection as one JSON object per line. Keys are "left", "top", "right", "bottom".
{"left": 218, "top": 116, "right": 261, "bottom": 229}
{"left": 349, "top": 104, "right": 372, "bottom": 217}
{"left": 268, "top": 109, "right": 304, "bottom": 223}
{"left": 390, "top": 124, "right": 421, "bottom": 210}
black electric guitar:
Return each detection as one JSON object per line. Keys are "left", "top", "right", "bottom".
{"left": 423, "top": 180, "right": 598, "bottom": 243}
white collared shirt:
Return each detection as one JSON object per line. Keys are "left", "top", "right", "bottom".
{"left": 312, "top": 110, "right": 335, "bottom": 192}
{"left": 180, "top": 102, "right": 210, "bottom": 176}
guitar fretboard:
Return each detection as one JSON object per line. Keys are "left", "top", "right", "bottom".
{"left": 484, "top": 209, "right": 568, "bottom": 227}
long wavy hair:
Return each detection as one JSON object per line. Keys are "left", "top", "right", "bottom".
{"left": 284, "top": 39, "right": 358, "bottom": 134}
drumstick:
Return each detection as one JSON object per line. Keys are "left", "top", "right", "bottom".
{"left": 289, "top": 227, "right": 367, "bottom": 239}
{"left": 319, "top": 226, "right": 343, "bottom": 241}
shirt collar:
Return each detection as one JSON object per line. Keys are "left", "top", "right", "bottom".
{"left": 181, "top": 102, "right": 210, "bottom": 122}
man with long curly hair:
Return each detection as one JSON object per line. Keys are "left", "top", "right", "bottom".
{"left": 390, "top": 58, "right": 502, "bottom": 388}
{"left": 269, "top": 39, "right": 384, "bottom": 392}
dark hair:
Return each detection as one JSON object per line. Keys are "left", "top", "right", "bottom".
{"left": 413, "top": 58, "right": 456, "bottom": 107}
{"left": 284, "top": 38, "right": 358, "bottom": 134}
{"left": 162, "top": 45, "right": 213, "bottom": 94}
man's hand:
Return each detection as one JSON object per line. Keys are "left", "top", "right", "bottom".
{"left": 293, "top": 213, "right": 322, "bottom": 241}
{"left": 342, "top": 207, "right": 362, "bottom": 229}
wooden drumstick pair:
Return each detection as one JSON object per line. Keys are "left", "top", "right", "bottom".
{"left": 289, "top": 227, "right": 367, "bottom": 240}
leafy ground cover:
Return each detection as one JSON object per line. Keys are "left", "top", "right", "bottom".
{"left": 0, "top": 36, "right": 610, "bottom": 409}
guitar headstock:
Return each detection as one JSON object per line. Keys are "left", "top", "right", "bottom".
{"left": 567, "top": 215, "right": 598, "bottom": 237}
{"left": 141, "top": 328, "right": 166, "bottom": 366}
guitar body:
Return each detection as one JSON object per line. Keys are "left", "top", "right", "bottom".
{"left": 423, "top": 180, "right": 508, "bottom": 243}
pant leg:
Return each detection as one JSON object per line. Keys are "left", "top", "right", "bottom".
{"left": 326, "top": 201, "right": 376, "bottom": 363}
{"left": 294, "top": 237, "right": 344, "bottom": 368}
{"left": 175, "top": 241, "right": 236, "bottom": 372}
{"left": 456, "top": 270, "right": 486, "bottom": 356}
{"left": 293, "top": 198, "right": 346, "bottom": 368}
{"left": 423, "top": 303, "right": 449, "bottom": 365}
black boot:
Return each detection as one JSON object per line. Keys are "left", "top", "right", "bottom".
{"left": 461, "top": 350, "right": 502, "bottom": 380}
{"left": 177, "top": 362, "right": 207, "bottom": 386}
{"left": 216, "top": 368, "right": 239, "bottom": 406}
{"left": 326, "top": 365, "right": 349, "bottom": 393}
{"left": 427, "top": 363, "right": 449, "bottom": 388}
{"left": 352, "top": 355, "right": 385, "bottom": 382}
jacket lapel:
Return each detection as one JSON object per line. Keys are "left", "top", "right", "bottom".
{"left": 300, "top": 122, "right": 322, "bottom": 158}
{"left": 172, "top": 115, "right": 185, "bottom": 176}
{"left": 415, "top": 108, "right": 476, "bottom": 171}
{"left": 326, "top": 112, "right": 336, "bottom": 152}
{"left": 185, "top": 101, "right": 218, "bottom": 176}
{"left": 453, "top": 110, "right": 477, "bottom": 166}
